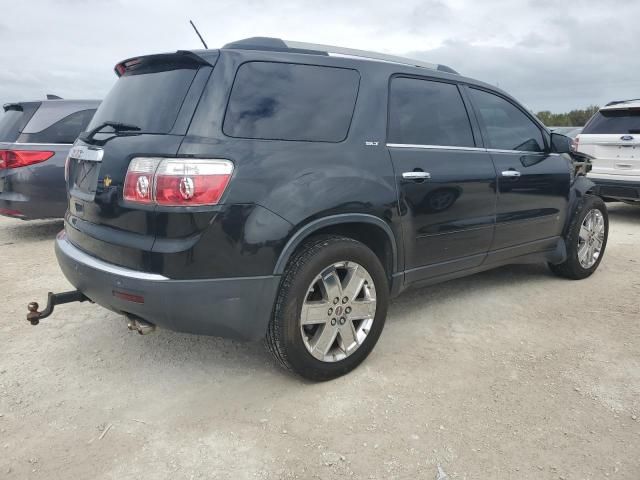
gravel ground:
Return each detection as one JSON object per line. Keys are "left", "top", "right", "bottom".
{"left": 1, "top": 204, "right": 639, "bottom": 480}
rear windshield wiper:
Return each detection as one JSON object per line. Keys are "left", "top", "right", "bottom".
{"left": 80, "top": 121, "right": 141, "bottom": 142}
{"left": 628, "top": 129, "right": 640, "bottom": 134}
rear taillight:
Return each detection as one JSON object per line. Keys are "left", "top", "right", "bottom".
{"left": 123, "top": 158, "right": 159, "bottom": 204}
{"left": 64, "top": 155, "right": 70, "bottom": 182}
{"left": 155, "top": 159, "right": 233, "bottom": 206}
{"left": 0, "top": 150, "right": 54, "bottom": 169}
{"left": 123, "top": 158, "right": 233, "bottom": 206}
{"left": 570, "top": 136, "right": 579, "bottom": 152}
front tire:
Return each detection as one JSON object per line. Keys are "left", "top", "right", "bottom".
{"left": 266, "top": 235, "right": 389, "bottom": 381}
{"left": 549, "top": 194, "right": 608, "bottom": 280}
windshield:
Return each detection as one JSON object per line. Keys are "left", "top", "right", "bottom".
{"left": 88, "top": 65, "right": 198, "bottom": 135}
{"left": 0, "top": 103, "right": 39, "bottom": 142}
{"left": 583, "top": 109, "right": 640, "bottom": 134}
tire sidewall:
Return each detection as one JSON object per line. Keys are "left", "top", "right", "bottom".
{"left": 567, "top": 195, "right": 609, "bottom": 276}
{"left": 278, "top": 239, "right": 389, "bottom": 380}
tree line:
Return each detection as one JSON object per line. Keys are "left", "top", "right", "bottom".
{"left": 535, "top": 106, "right": 600, "bottom": 127}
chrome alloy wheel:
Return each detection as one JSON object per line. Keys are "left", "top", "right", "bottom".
{"left": 300, "top": 261, "right": 377, "bottom": 362}
{"left": 578, "top": 209, "right": 605, "bottom": 269}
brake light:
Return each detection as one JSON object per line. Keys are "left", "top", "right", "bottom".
{"left": 155, "top": 159, "right": 233, "bottom": 206}
{"left": 0, "top": 150, "right": 54, "bottom": 169}
{"left": 0, "top": 207, "right": 25, "bottom": 218}
{"left": 123, "top": 158, "right": 233, "bottom": 206}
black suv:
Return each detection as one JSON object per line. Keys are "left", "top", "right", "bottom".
{"left": 42, "top": 38, "right": 608, "bottom": 380}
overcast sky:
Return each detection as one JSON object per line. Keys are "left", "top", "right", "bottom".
{"left": 1, "top": 0, "right": 638, "bottom": 113}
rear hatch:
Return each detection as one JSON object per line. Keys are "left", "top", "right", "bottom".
{"left": 578, "top": 105, "right": 640, "bottom": 177}
{"left": 65, "top": 51, "right": 217, "bottom": 270}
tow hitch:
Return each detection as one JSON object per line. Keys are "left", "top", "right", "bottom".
{"left": 27, "top": 290, "right": 90, "bottom": 325}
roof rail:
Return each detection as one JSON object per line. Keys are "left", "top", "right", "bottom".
{"left": 223, "top": 37, "right": 459, "bottom": 74}
{"left": 605, "top": 98, "right": 640, "bottom": 107}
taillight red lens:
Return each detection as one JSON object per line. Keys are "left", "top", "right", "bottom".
{"left": 123, "top": 158, "right": 233, "bottom": 206}
{"left": 0, "top": 150, "right": 54, "bottom": 169}
{"left": 123, "top": 158, "right": 159, "bottom": 204}
{"left": 155, "top": 159, "right": 233, "bottom": 206}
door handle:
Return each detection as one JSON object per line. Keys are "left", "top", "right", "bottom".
{"left": 402, "top": 171, "right": 431, "bottom": 180}
{"left": 501, "top": 170, "right": 521, "bottom": 177}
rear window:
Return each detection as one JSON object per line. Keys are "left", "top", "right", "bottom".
{"left": 582, "top": 109, "right": 640, "bottom": 134}
{"left": 88, "top": 63, "right": 198, "bottom": 134}
{"left": 19, "top": 109, "right": 96, "bottom": 144}
{"left": 0, "top": 103, "right": 39, "bottom": 142}
{"left": 223, "top": 62, "right": 360, "bottom": 142}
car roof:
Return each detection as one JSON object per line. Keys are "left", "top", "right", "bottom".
{"left": 221, "top": 37, "right": 460, "bottom": 74}
{"left": 127, "top": 38, "right": 536, "bottom": 126}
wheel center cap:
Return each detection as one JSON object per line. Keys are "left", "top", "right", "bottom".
{"left": 334, "top": 305, "right": 344, "bottom": 316}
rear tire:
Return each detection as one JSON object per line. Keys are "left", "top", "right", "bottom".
{"left": 266, "top": 235, "right": 389, "bottom": 381}
{"left": 549, "top": 194, "right": 608, "bottom": 280}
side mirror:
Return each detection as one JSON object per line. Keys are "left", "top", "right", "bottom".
{"left": 550, "top": 132, "right": 572, "bottom": 154}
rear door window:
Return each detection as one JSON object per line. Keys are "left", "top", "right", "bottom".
{"left": 469, "top": 88, "right": 544, "bottom": 152}
{"left": 582, "top": 109, "right": 640, "bottom": 134}
{"left": 89, "top": 61, "right": 199, "bottom": 134}
{"left": 19, "top": 109, "right": 96, "bottom": 144}
{"left": 388, "top": 77, "right": 475, "bottom": 147}
{"left": 0, "top": 103, "right": 40, "bottom": 142}
{"left": 223, "top": 62, "right": 360, "bottom": 142}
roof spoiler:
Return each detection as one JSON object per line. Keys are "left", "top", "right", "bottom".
{"left": 605, "top": 98, "right": 640, "bottom": 107}
{"left": 3, "top": 103, "right": 23, "bottom": 112}
{"left": 113, "top": 50, "right": 215, "bottom": 77}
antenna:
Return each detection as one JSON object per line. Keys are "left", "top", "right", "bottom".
{"left": 189, "top": 20, "right": 208, "bottom": 49}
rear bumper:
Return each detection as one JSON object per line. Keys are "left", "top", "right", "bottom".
{"left": 0, "top": 165, "right": 67, "bottom": 220}
{"left": 55, "top": 231, "right": 280, "bottom": 340}
{"left": 589, "top": 176, "right": 640, "bottom": 201}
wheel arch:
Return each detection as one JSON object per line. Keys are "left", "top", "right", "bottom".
{"left": 273, "top": 214, "right": 399, "bottom": 279}
{"left": 565, "top": 176, "right": 597, "bottom": 234}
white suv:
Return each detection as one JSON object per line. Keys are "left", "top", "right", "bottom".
{"left": 576, "top": 99, "right": 640, "bottom": 204}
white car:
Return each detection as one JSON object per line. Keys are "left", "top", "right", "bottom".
{"left": 576, "top": 99, "right": 640, "bottom": 204}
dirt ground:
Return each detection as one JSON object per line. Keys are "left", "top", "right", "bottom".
{"left": 0, "top": 204, "right": 639, "bottom": 480}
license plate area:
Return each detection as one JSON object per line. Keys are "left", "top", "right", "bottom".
{"left": 616, "top": 145, "right": 638, "bottom": 160}
{"left": 69, "top": 158, "right": 101, "bottom": 201}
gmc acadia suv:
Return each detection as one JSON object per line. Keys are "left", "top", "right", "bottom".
{"left": 42, "top": 38, "right": 607, "bottom": 380}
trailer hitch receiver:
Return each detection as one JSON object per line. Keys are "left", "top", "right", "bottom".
{"left": 27, "top": 290, "right": 90, "bottom": 325}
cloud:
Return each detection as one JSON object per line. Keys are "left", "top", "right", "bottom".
{"left": 0, "top": 0, "right": 638, "bottom": 113}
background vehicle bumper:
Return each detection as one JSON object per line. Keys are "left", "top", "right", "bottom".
{"left": 55, "top": 231, "right": 280, "bottom": 341}
{"left": 589, "top": 176, "right": 640, "bottom": 201}
{"left": 0, "top": 163, "right": 67, "bottom": 220}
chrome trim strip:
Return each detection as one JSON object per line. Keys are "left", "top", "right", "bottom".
{"left": 486, "top": 148, "right": 544, "bottom": 154}
{"left": 580, "top": 141, "right": 640, "bottom": 146}
{"left": 68, "top": 144, "right": 104, "bottom": 162}
{"left": 57, "top": 232, "right": 169, "bottom": 281}
{"left": 387, "top": 143, "right": 557, "bottom": 156}
{"left": 386, "top": 143, "right": 486, "bottom": 152}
